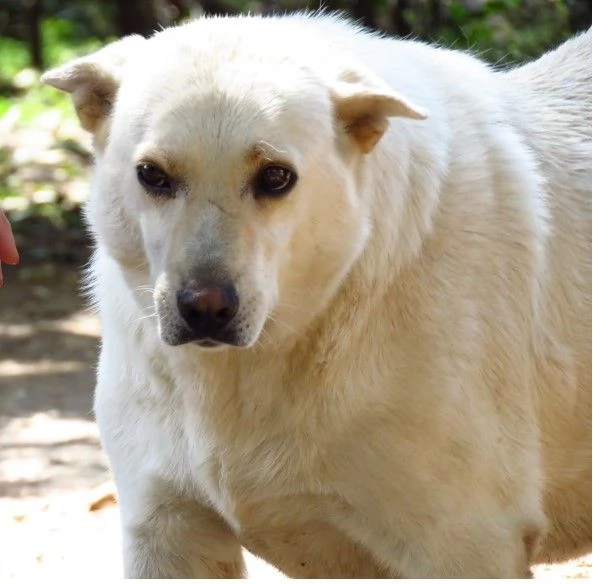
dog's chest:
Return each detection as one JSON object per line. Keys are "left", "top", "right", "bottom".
{"left": 191, "top": 419, "right": 333, "bottom": 532}
{"left": 167, "top": 348, "right": 387, "bottom": 569}
{"left": 172, "top": 374, "right": 344, "bottom": 534}
{"left": 193, "top": 449, "right": 387, "bottom": 577}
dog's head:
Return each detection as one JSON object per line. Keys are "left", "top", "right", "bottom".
{"left": 43, "top": 17, "right": 426, "bottom": 350}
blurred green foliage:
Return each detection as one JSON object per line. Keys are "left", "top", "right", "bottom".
{"left": 431, "top": 0, "right": 572, "bottom": 63}
{"left": 0, "top": 15, "right": 111, "bottom": 119}
{"left": 0, "top": 13, "right": 110, "bottom": 213}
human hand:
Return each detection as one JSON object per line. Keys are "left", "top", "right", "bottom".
{"left": 0, "top": 209, "right": 19, "bottom": 286}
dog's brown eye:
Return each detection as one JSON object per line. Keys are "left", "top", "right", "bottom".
{"left": 254, "top": 165, "right": 297, "bottom": 197}
{"left": 137, "top": 163, "right": 174, "bottom": 196}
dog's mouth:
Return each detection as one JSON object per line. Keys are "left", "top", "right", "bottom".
{"left": 194, "top": 338, "right": 224, "bottom": 349}
{"left": 160, "top": 324, "right": 246, "bottom": 349}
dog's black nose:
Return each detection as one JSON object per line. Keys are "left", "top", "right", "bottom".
{"left": 176, "top": 284, "right": 239, "bottom": 338}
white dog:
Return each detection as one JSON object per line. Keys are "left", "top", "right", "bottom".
{"left": 42, "top": 13, "right": 591, "bottom": 578}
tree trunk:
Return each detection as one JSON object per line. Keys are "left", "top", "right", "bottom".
{"left": 391, "top": 0, "right": 412, "bottom": 37}
{"left": 567, "top": 0, "right": 592, "bottom": 33}
{"left": 28, "top": 0, "right": 43, "bottom": 69}
{"left": 353, "top": 0, "right": 377, "bottom": 30}
{"left": 428, "top": 0, "right": 441, "bottom": 31}
{"left": 116, "top": 0, "right": 160, "bottom": 37}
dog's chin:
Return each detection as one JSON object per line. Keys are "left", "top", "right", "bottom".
{"left": 158, "top": 324, "right": 251, "bottom": 350}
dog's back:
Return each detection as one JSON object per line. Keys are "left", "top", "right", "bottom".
{"left": 504, "top": 30, "right": 592, "bottom": 562}
{"left": 505, "top": 29, "right": 591, "bottom": 191}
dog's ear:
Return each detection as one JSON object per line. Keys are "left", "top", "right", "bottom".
{"left": 41, "top": 35, "right": 146, "bottom": 134}
{"left": 332, "top": 77, "right": 427, "bottom": 154}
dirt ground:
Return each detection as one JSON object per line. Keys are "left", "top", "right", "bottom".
{"left": 0, "top": 246, "right": 591, "bottom": 579}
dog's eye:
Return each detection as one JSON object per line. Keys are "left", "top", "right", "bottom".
{"left": 137, "top": 163, "right": 174, "bottom": 196}
{"left": 254, "top": 165, "right": 297, "bottom": 197}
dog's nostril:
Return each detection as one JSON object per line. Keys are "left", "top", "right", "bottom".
{"left": 215, "top": 307, "right": 233, "bottom": 323}
{"left": 176, "top": 289, "right": 198, "bottom": 318}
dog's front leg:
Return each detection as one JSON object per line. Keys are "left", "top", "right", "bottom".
{"left": 94, "top": 336, "right": 245, "bottom": 578}
{"left": 120, "top": 489, "right": 246, "bottom": 579}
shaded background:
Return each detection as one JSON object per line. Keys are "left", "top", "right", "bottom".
{"left": 0, "top": 0, "right": 591, "bottom": 579}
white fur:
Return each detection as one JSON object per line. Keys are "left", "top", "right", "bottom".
{"left": 43, "top": 14, "right": 591, "bottom": 578}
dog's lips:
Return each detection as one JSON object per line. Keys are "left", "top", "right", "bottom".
{"left": 162, "top": 327, "right": 244, "bottom": 349}
{"left": 194, "top": 339, "right": 222, "bottom": 349}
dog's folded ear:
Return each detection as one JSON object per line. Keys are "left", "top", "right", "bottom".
{"left": 41, "top": 35, "right": 146, "bottom": 134}
{"left": 332, "top": 76, "right": 428, "bottom": 154}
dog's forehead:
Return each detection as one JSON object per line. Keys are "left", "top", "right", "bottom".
{"left": 120, "top": 52, "right": 332, "bottom": 171}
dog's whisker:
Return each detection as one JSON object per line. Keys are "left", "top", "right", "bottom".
{"left": 266, "top": 313, "right": 298, "bottom": 335}
{"left": 134, "top": 312, "right": 158, "bottom": 323}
